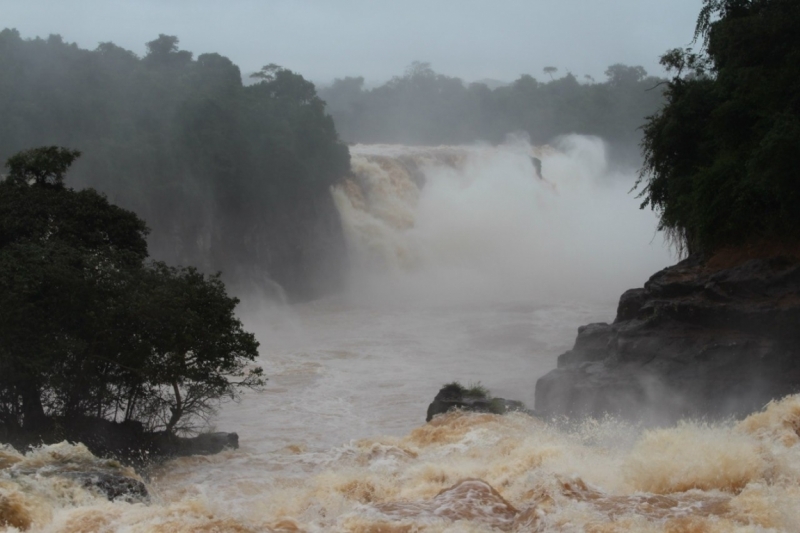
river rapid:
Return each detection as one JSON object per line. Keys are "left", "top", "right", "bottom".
{"left": 4, "top": 138, "right": 800, "bottom": 532}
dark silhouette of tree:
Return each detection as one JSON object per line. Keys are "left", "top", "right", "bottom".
{"left": 5, "top": 146, "right": 81, "bottom": 188}
{"left": 638, "top": 0, "right": 800, "bottom": 255}
{"left": 0, "top": 147, "right": 263, "bottom": 434}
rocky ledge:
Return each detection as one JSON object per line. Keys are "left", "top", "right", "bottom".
{"left": 2, "top": 416, "right": 239, "bottom": 468}
{"left": 535, "top": 252, "right": 800, "bottom": 421}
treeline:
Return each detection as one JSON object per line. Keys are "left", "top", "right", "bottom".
{"left": 638, "top": 0, "right": 800, "bottom": 255}
{"left": 0, "top": 30, "right": 350, "bottom": 299}
{"left": 0, "top": 147, "right": 263, "bottom": 435}
{"left": 318, "top": 62, "right": 666, "bottom": 165}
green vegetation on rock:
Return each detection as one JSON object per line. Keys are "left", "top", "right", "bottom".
{"left": 442, "top": 381, "right": 491, "bottom": 399}
{"left": 638, "top": 0, "right": 800, "bottom": 255}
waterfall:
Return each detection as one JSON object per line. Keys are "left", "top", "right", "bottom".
{"left": 332, "top": 136, "right": 671, "bottom": 305}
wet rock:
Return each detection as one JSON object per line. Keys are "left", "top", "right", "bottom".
{"left": 4, "top": 441, "right": 150, "bottom": 503}
{"left": 66, "top": 471, "right": 149, "bottom": 502}
{"left": 150, "top": 431, "right": 239, "bottom": 457}
{"left": 2, "top": 418, "right": 240, "bottom": 467}
{"left": 375, "top": 479, "right": 519, "bottom": 530}
{"left": 426, "top": 383, "right": 530, "bottom": 422}
{"left": 536, "top": 255, "right": 800, "bottom": 421}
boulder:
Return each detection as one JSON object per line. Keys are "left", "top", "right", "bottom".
{"left": 66, "top": 471, "right": 149, "bottom": 502}
{"left": 150, "top": 431, "right": 239, "bottom": 457}
{"left": 2, "top": 418, "right": 240, "bottom": 468}
{"left": 535, "top": 255, "right": 800, "bottom": 421}
{"left": 426, "top": 383, "right": 530, "bottom": 422}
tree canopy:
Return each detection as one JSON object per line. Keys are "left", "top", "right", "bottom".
{"left": 0, "top": 147, "right": 263, "bottom": 435}
{"left": 637, "top": 0, "right": 800, "bottom": 255}
{"left": 0, "top": 30, "right": 350, "bottom": 300}
{"left": 318, "top": 61, "right": 666, "bottom": 166}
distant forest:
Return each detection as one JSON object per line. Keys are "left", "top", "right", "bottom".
{"left": 0, "top": 30, "right": 349, "bottom": 299}
{"left": 0, "top": 29, "right": 666, "bottom": 299}
{"left": 318, "top": 61, "right": 666, "bottom": 166}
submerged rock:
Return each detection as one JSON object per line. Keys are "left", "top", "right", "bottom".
{"left": 374, "top": 479, "right": 519, "bottom": 531}
{"left": 535, "top": 254, "right": 800, "bottom": 421}
{"left": 2, "top": 416, "right": 240, "bottom": 466}
{"left": 3, "top": 442, "right": 149, "bottom": 503}
{"left": 63, "top": 471, "right": 149, "bottom": 502}
{"left": 150, "top": 431, "right": 239, "bottom": 457}
{"left": 426, "top": 383, "right": 530, "bottom": 422}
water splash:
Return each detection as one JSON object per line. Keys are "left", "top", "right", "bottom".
{"left": 5, "top": 397, "right": 800, "bottom": 531}
{"left": 333, "top": 137, "right": 671, "bottom": 306}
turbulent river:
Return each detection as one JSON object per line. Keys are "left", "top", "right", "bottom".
{"left": 4, "top": 138, "right": 800, "bottom": 532}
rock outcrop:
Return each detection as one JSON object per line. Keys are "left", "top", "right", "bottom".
{"left": 535, "top": 254, "right": 800, "bottom": 421}
{"left": 426, "top": 383, "right": 529, "bottom": 422}
{"left": 2, "top": 416, "right": 239, "bottom": 467}
{"left": 61, "top": 470, "right": 150, "bottom": 502}
{"left": 149, "top": 431, "right": 239, "bottom": 457}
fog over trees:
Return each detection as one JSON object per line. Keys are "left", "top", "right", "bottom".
{"left": 0, "top": 30, "right": 349, "bottom": 300}
{"left": 318, "top": 61, "right": 666, "bottom": 166}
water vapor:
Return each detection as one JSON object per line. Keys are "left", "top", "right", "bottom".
{"left": 334, "top": 135, "right": 672, "bottom": 307}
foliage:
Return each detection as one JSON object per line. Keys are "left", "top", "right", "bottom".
{"left": 5, "top": 146, "right": 81, "bottom": 188}
{"left": 638, "top": 0, "right": 800, "bottom": 255}
{"left": 442, "top": 381, "right": 491, "bottom": 399}
{"left": 0, "top": 30, "right": 349, "bottom": 299}
{"left": 0, "top": 148, "right": 263, "bottom": 434}
{"left": 318, "top": 61, "right": 666, "bottom": 165}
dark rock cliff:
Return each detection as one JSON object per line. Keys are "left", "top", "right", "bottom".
{"left": 535, "top": 254, "right": 800, "bottom": 421}
{"left": 261, "top": 190, "right": 348, "bottom": 302}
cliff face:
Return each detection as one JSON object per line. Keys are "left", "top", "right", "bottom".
{"left": 262, "top": 189, "right": 348, "bottom": 302}
{"left": 535, "top": 253, "right": 800, "bottom": 422}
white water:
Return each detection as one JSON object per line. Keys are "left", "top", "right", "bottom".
{"left": 11, "top": 138, "right": 800, "bottom": 531}
{"left": 334, "top": 136, "right": 670, "bottom": 305}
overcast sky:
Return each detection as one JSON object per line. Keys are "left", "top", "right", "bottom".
{"left": 2, "top": 0, "right": 701, "bottom": 86}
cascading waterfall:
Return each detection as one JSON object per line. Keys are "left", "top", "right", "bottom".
{"left": 3, "top": 137, "right": 800, "bottom": 532}
{"left": 333, "top": 136, "right": 670, "bottom": 305}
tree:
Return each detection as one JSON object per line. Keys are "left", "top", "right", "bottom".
{"left": 0, "top": 148, "right": 148, "bottom": 429}
{"left": 543, "top": 66, "right": 558, "bottom": 80}
{"left": 637, "top": 0, "right": 800, "bottom": 255}
{"left": 0, "top": 147, "right": 263, "bottom": 434}
{"left": 5, "top": 146, "right": 81, "bottom": 188}
{"left": 132, "top": 263, "right": 262, "bottom": 434}
{"left": 604, "top": 64, "right": 647, "bottom": 87}
{"left": 144, "top": 34, "right": 192, "bottom": 67}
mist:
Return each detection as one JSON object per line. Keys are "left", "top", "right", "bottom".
{"left": 333, "top": 135, "right": 672, "bottom": 308}
{"left": 1, "top": 0, "right": 700, "bottom": 84}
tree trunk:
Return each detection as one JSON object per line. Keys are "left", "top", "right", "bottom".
{"left": 165, "top": 380, "right": 183, "bottom": 434}
{"left": 20, "top": 381, "right": 47, "bottom": 430}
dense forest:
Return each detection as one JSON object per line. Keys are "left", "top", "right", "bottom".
{"left": 638, "top": 0, "right": 800, "bottom": 255}
{"left": 318, "top": 62, "right": 666, "bottom": 167}
{"left": 0, "top": 30, "right": 350, "bottom": 300}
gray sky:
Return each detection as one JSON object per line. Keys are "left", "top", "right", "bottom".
{"left": 2, "top": 0, "right": 701, "bottom": 85}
